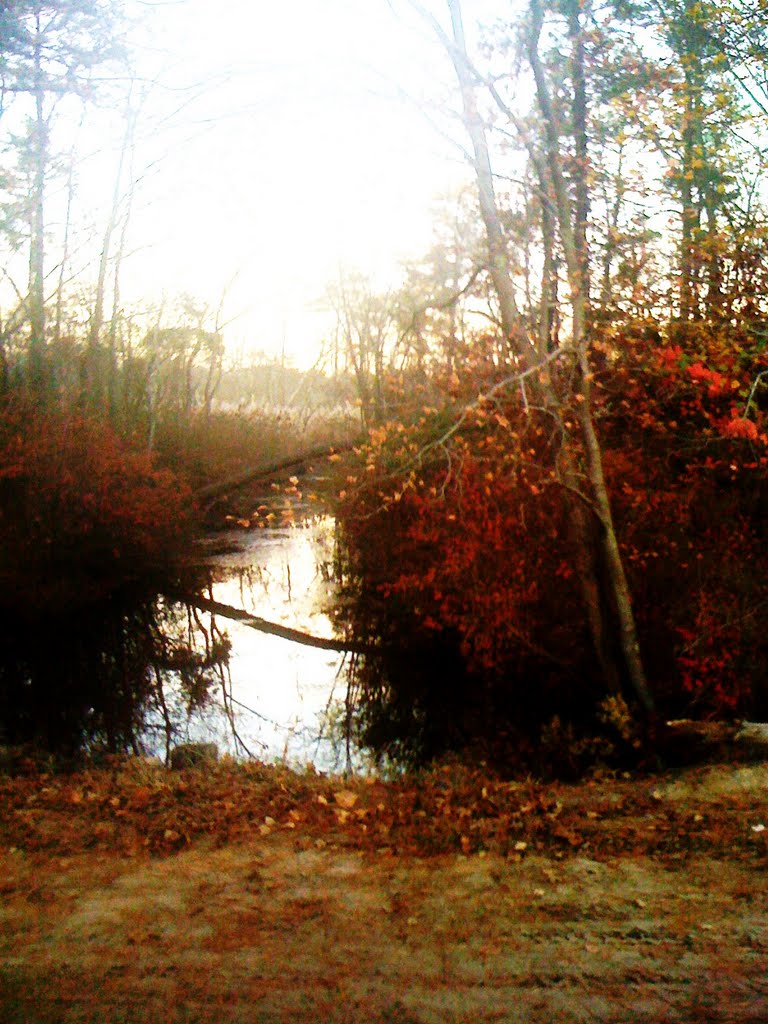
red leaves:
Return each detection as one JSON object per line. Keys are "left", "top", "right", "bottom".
{"left": 722, "top": 416, "right": 759, "bottom": 442}
{"left": 336, "top": 317, "right": 768, "bottom": 736}
{"left": 686, "top": 361, "right": 733, "bottom": 398}
{"left": 0, "top": 404, "right": 193, "bottom": 613}
{"left": 376, "top": 454, "right": 558, "bottom": 676}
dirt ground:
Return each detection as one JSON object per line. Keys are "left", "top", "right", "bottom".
{"left": 2, "top": 757, "right": 768, "bottom": 1023}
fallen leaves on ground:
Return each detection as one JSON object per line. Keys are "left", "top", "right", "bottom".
{"left": 1, "top": 756, "right": 767, "bottom": 864}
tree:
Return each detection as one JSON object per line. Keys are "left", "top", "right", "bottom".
{"left": 0, "top": 0, "right": 125, "bottom": 390}
{"left": 326, "top": 271, "right": 398, "bottom": 428}
{"left": 326, "top": 0, "right": 768, "bottom": 769}
{"left": 0, "top": 399, "right": 205, "bottom": 752}
{"left": 406, "top": 0, "right": 655, "bottom": 714}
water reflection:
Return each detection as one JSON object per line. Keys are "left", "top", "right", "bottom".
{"left": 171, "top": 518, "right": 352, "bottom": 770}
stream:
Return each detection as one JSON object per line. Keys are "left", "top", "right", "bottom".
{"left": 164, "top": 518, "right": 356, "bottom": 771}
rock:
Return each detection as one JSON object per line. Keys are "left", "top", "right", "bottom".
{"left": 169, "top": 742, "right": 219, "bottom": 770}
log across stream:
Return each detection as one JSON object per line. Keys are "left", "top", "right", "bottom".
{"left": 153, "top": 518, "right": 355, "bottom": 770}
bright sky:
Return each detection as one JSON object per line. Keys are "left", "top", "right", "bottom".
{"left": 113, "top": 0, "right": 474, "bottom": 367}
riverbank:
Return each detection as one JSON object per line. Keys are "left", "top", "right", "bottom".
{"left": 1, "top": 757, "right": 767, "bottom": 1022}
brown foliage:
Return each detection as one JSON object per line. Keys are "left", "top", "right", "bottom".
{"left": 1, "top": 757, "right": 767, "bottom": 864}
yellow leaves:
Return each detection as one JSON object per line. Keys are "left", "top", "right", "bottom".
{"left": 334, "top": 790, "right": 358, "bottom": 810}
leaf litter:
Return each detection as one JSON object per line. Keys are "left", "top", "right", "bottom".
{"left": 1, "top": 757, "right": 768, "bottom": 1022}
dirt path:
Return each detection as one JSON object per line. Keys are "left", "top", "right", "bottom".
{"left": 2, "top": 761, "right": 768, "bottom": 1023}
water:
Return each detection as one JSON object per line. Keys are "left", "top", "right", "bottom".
{"left": 167, "top": 517, "right": 355, "bottom": 771}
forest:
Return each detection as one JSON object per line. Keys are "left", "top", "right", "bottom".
{"left": 1, "top": 0, "right": 768, "bottom": 775}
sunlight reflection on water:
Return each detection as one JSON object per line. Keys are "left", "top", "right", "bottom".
{"left": 175, "top": 518, "right": 354, "bottom": 771}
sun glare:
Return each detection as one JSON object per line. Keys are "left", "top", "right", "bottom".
{"left": 117, "top": 0, "right": 464, "bottom": 368}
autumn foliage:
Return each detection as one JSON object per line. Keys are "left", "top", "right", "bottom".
{"left": 334, "top": 322, "right": 768, "bottom": 771}
{"left": 2, "top": 755, "right": 766, "bottom": 861}
{"left": 0, "top": 401, "right": 201, "bottom": 752}
{"left": 0, "top": 402, "right": 194, "bottom": 614}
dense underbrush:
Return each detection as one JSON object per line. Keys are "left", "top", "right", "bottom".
{"left": 331, "top": 324, "right": 768, "bottom": 773}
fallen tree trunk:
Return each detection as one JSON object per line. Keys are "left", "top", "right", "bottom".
{"left": 171, "top": 593, "right": 375, "bottom": 655}
{"left": 194, "top": 440, "right": 361, "bottom": 505}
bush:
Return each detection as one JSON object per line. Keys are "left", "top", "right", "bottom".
{"left": 0, "top": 402, "right": 194, "bottom": 615}
{"left": 332, "top": 321, "right": 768, "bottom": 774}
{"left": 0, "top": 401, "right": 211, "bottom": 753}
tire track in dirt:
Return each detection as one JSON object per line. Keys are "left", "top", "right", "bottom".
{"left": 1, "top": 834, "right": 767, "bottom": 1023}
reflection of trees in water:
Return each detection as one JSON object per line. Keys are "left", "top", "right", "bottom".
{"left": 184, "top": 520, "right": 351, "bottom": 768}
{"left": 0, "top": 514, "right": 358, "bottom": 765}
{"left": 0, "top": 590, "right": 232, "bottom": 761}
{"left": 151, "top": 594, "right": 261, "bottom": 763}
{"left": 330, "top": 523, "right": 479, "bottom": 773}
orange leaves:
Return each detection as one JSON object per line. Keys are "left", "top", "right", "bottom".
{"left": 336, "top": 317, "right": 768, "bottom": 748}
{"left": 346, "top": 444, "right": 568, "bottom": 680}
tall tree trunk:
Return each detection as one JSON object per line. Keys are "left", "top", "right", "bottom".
{"left": 527, "top": 0, "right": 654, "bottom": 713}
{"left": 87, "top": 88, "right": 136, "bottom": 411}
{"left": 417, "top": 0, "right": 655, "bottom": 714}
{"left": 677, "top": 0, "right": 706, "bottom": 324}
{"left": 702, "top": 185, "right": 722, "bottom": 318}
{"left": 446, "top": 0, "right": 536, "bottom": 369}
{"left": 54, "top": 128, "right": 80, "bottom": 352}
{"left": 566, "top": 0, "right": 590, "bottom": 302}
{"left": 28, "top": 20, "right": 47, "bottom": 390}
{"left": 108, "top": 140, "right": 138, "bottom": 425}
{"left": 679, "top": 68, "right": 700, "bottom": 322}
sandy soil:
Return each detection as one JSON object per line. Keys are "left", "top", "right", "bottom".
{"left": 1, "top": 760, "right": 768, "bottom": 1023}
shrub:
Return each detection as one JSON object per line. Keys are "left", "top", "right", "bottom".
{"left": 332, "top": 321, "right": 768, "bottom": 773}
{"left": 0, "top": 401, "right": 211, "bottom": 753}
{"left": 0, "top": 402, "right": 194, "bottom": 615}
